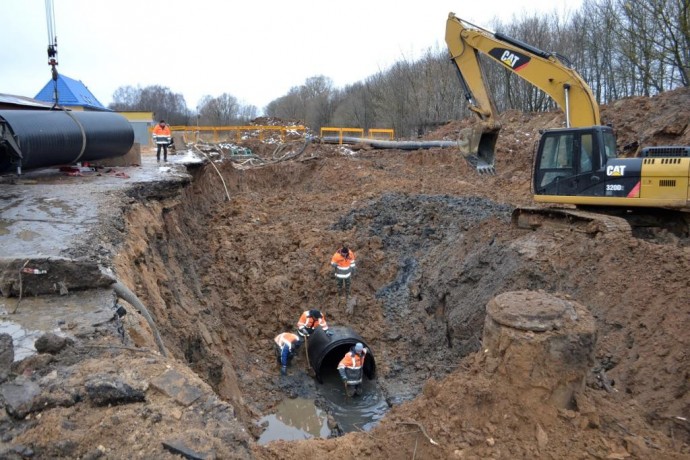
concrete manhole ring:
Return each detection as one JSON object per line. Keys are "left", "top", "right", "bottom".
{"left": 486, "top": 290, "right": 575, "bottom": 332}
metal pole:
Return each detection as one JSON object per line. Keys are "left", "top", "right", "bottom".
{"left": 564, "top": 83, "right": 571, "bottom": 128}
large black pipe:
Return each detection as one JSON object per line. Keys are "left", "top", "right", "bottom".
{"left": 307, "top": 326, "right": 376, "bottom": 383}
{"left": 0, "top": 110, "right": 134, "bottom": 174}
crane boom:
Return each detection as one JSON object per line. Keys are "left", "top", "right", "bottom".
{"left": 44, "top": 0, "right": 59, "bottom": 106}
{"left": 45, "top": 0, "right": 58, "bottom": 68}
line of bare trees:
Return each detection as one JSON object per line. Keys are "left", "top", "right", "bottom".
{"left": 265, "top": 0, "right": 689, "bottom": 137}
{"left": 109, "top": 86, "right": 258, "bottom": 126}
{"left": 109, "top": 0, "right": 687, "bottom": 136}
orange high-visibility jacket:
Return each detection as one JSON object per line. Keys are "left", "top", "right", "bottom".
{"left": 274, "top": 332, "right": 300, "bottom": 350}
{"left": 297, "top": 311, "right": 328, "bottom": 332}
{"left": 338, "top": 349, "right": 366, "bottom": 370}
{"left": 153, "top": 124, "right": 171, "bottom": 136}
{"left": 331, "top": 249, "right": 356, "bottom": 279}
{"left": 152, "top": 124, "right": 171, "bottom": 144}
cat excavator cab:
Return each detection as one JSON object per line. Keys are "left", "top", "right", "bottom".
{"left": 445, "top": 13, "right": 690, "bottom": 234}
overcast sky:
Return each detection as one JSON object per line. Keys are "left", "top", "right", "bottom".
{"left": 1, "top": 0, "right": 581, "bottom": 114}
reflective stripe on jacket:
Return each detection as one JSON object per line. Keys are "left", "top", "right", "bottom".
{"left": 331, "top": 250, "right": 356, "bottom": 279}
{"left": 338, "top": 350, "right": 366, "bottom": 384}
{"left": 338, "top": 350, "right": 366, "bottom": 370}
{"left": 297, "top": 311, "right": 328, "bottom": 332}
{"left": 152, "top": 125, "right": 171, "bottom": 144}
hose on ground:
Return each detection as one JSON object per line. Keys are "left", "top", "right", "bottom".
{"left": 112, "top": 281, "right": 168, "bottom": 357}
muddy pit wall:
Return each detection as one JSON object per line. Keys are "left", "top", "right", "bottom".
{"left": 107, "top": 156, "right": 689, "bottom": 444}
{"left": 110, "top": 159, "right": 347, "bottom": 419}
{"left": 112, "top": 164, "right": 257, "bottom": 419}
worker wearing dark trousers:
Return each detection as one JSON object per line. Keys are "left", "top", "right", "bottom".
{"left": 152, "top": 120, "right": 172, "bottom": 162}
{"left": 338, "top": 342, "right": 367, "bottom": 397}
{"left": 274, "top": 332, "right": 302, "bottom": 376}
{"left": 331, "top": 246, "right": 356, "bottom": 297}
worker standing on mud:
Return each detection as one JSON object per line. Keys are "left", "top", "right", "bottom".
{"left": 331, "top": 246, "right": 356, "bottom": 298}
{"left": 274, "top": 332, "right": 302, "bottom": 376}
{"left": 297, "top": 309, "right": 332, "bottom": 337}
{"left": 338, "top": 342, "right": 368, "bottom": 397}
{"left": 152, "top": 120, "right": 172, "bottom": 163}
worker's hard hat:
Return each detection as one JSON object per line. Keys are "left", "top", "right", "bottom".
{"left": 309, "top": 309, "right": 321, "bottom": 319}
{"left": 354, "top": 343, "right": 364, "bottom": 353}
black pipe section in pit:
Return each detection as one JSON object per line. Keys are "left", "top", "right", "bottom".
{"left": 0, "top": 110, "right": 134, "bottom": 173}
{"left": 307, "top": 326, "right": 376, "bottom": 384}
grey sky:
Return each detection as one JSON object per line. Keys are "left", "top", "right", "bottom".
{"left": 1, "top": 0, "right": 581, "bottom": 113}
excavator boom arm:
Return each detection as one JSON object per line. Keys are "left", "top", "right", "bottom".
{"left": 445, "top": 13, "right": 600, "bottom": 129}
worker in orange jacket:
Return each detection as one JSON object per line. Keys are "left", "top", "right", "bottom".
{"left": 152, "top": 120, "right": 172, "bottom": 162}
{"left": 338, "top": 342, "right": 368, "bottom": 396}
{"left": 274, "top": 332, "right": 302, "bottom": 375}
{"left": 297, "top": 309, "right": 332, "bottom": 337}
{"left": 330, "top": 246, "right": 356, "bottom": 297}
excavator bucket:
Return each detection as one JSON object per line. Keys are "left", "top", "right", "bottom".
{"left": 456, "top": 124, "right": 499, "bottom": 174}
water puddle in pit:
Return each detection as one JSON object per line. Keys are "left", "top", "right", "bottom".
{"left": 258, "top": 372, "right": 389, "bottom": 444}
{"left": 257, "top": 398, "right": 330, "bottom": 444}
{"left": 320, "top": 369, "right": 389, "bottom": 432}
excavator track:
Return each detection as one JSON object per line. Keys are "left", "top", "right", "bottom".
{"left": 511, "top": 207, "right": 632, "bottom": 237}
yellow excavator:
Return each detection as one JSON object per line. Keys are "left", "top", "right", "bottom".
{"left": 445, "top": 13, "right": 690, "bottom": 234}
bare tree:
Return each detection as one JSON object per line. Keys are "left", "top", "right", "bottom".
{"left": 109, "top": 85, "right": 140, "bottom": 111}
{"left": 253, "top": 0, "right": 690, "bottom": 137}
{"left": 198, "top": 93, "right": 242, "bottom": 125}
{"left": 300, "top": 76, "right": 335, "bottom": 130}
{"left": 265, "top": 88, "right": 304, "bottom": 121}
{"left": 109, "top": 84, "right": 190, "bottom": 125}
{"left": 630, "top": 0, "right": 689, "bottom": 87}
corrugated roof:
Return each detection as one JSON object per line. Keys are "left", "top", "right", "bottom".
{"left": 34, "top": 74, "right": 109, "bottom": 111}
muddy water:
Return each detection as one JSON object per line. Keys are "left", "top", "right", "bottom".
{"left": 257, "top": 398, "right": 330, "bottom": 444}
{"left": 0, "top": 318, "right": 42, "bottom": 361}
{"left": 319, "top": 368, "right": 389, "bottom": 432}
{"left": 257, "top": 369, "right": 389, "bottom": 444}
{"left": 0, "top": 290, "right": 114, "bottom": 361}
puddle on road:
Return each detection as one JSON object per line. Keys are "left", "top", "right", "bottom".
{"left": 17, "top": 229, "right": 41, "bottom": 241}
{"left": 0, "top": 289, "right": 114, "bottom": 361}
{"left": 0, "top": 318, "right": 45, "bottom": 361}
{"left": 257, "top": 398, "right": 330, "bottom": 444}
{"left": 34, "top": 197, "right": 78, "bottom": 221}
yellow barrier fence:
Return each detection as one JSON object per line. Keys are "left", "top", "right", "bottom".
{"left": 320, "top": 127, "right": 395, "bottom": 144}
{"left": 368, "top": 128, "right": 394, "bottom": 140}
{"left": 151, "top": 125, "right": 307, "bottom": 143}
{"left": 320, "top": 127, "right": 364, "bottom": 145}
